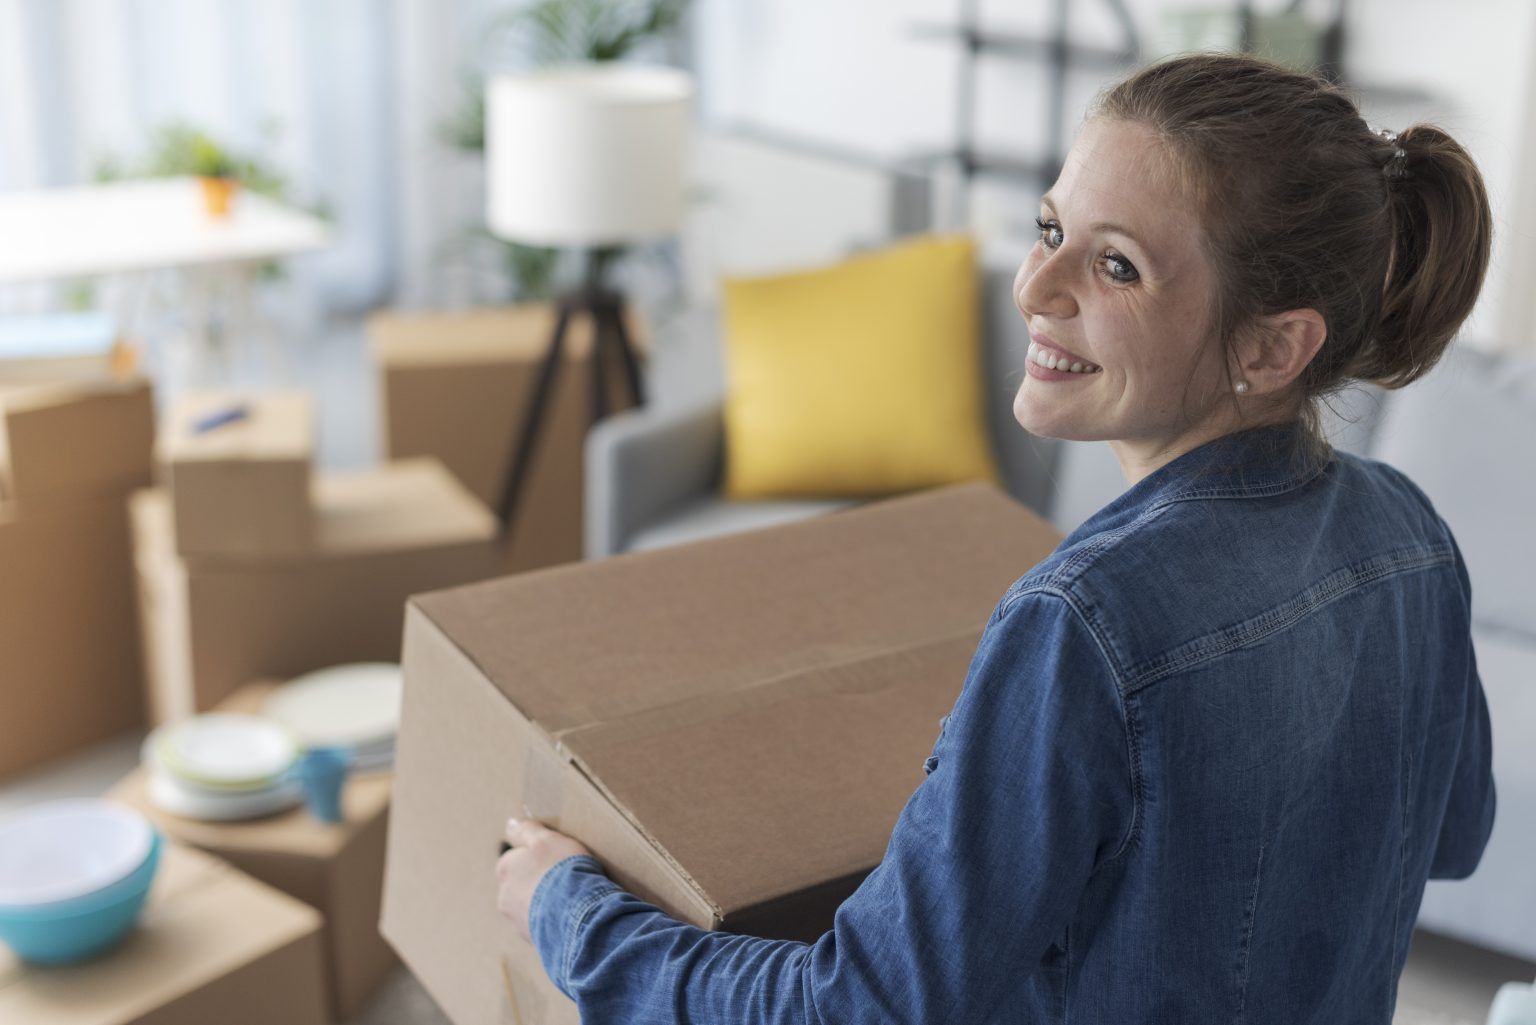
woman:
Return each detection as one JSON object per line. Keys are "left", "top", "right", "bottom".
{"left": 496, "top": 52, "right": 1497, "bottom": 1022}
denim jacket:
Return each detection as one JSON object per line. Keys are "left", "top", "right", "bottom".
{"left": 528, "top": 420, "right": 1497, "bottom": 1024}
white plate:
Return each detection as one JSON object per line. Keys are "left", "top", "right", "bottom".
{"left": 156, "top": 714, "right": 299, "bottom": 791}
{"left": 0, "top": 799, "right": 154, "bottom": 906}
{"left": 263, "top": 663, "right": 403, "bottom": 749}
{"left": 146, "top": 770, "right": 303, "bottom": 822}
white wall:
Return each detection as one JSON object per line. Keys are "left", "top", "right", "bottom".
{"left": 691, "top": 0, "right": 1536, "bottom": 351}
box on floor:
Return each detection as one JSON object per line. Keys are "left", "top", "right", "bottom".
{"left": 380, "top": 481, "right": 1063, "bottom": 1025}
{"left": 132, "top": 456, "right": 502, "bottom": 723}
{"left": 0, "top": 379, "right": 155, "bottom": 779}
{"left": 157, "top": 390, "right": 314, "bottom": 560}
{"left": 368, "top": 302, "right": 647, "bottom": 572}
{"left": 108, "top": 681, "right": 396, "bottom": 1022}
{"left": 0, "top": 842, "right": 328, "bottom": 1025}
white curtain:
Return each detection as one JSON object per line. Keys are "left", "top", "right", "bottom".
{"left": 0, "top": 0, "right": 536, "bottom": 316}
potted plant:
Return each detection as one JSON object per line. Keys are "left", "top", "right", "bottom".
{"left": 188, "top": 133, "right": 239, "bottom": 218}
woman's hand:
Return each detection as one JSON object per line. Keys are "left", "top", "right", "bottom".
{"left": 496, "top": 817, "right": 593, "bottom": 942}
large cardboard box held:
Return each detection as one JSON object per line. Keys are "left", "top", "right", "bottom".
{"left": 381, "top": 481, "right": 1063, "bottom": 1025}
{"left": 0, "top": 379, "right": 154, "bottom": 503}
{"left": 132, "top": 457, "right": 502, "bottom": 722}
{"left": 0, "top": 842, "right": 328, "bottom": 1025}
{"left": 158, "top": 390, "right": 314, "bottom": 559}
{"left": 368, "top": 303, "right": 647, "bottom": 573}
{"left": 108, "top": 682, "right": 396, "bottom": 1022}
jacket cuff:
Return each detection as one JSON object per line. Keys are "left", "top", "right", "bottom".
{"left": 528, "top": 853, "right": 622, "bottom": 998}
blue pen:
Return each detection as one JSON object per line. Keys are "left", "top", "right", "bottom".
{"left": 191, "top": 404, "right": 250, "bottom": 434}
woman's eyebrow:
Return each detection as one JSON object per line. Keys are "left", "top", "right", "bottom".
{"left": 1040, "top": 193, "right": 1149, "bottom": 252}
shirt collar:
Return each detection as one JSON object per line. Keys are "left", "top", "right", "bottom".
{"left": 1064, "top": 420, "right": 1333, "bottom": 544}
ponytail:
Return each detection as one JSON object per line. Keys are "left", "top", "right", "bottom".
{"left": 1355, "top": 124, "right": 1494, "bottom": 389}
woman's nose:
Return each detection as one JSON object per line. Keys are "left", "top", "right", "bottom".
{"left": 1016, "top": 252, "right": 1078, "bottom": 321}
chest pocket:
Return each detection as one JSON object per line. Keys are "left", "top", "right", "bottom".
{"left": 922, "top": 712, "right": 952, "bottom": 776}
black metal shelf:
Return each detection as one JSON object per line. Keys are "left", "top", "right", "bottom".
{"left": 908, "top": 22, "right": 1135, "bottom": 70}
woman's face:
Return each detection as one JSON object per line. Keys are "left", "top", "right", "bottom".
{"left": 1012, "top": 118, "right": 1238, "bottom": 473}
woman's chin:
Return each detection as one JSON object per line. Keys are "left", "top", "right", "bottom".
{"left": 1013, "top": 392, "right": 1082, "bottom": 440}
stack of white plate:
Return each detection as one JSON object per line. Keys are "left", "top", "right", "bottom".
{"left": 262, "top": 663, "right": 403, "bottom": 772}
{"left": 143, "top": 714, "right": 303, "bottom": 822}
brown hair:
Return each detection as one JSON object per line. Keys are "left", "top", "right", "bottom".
{"left": 1091, "top": 52, "right": 1493, "bottom": 477}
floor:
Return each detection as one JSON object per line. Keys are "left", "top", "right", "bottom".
{"left": 5, "top": 304, "right": 1532, "bottom": 1023}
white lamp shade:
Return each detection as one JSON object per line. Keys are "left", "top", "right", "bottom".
{"left": 486, "top": 63, "right": 694, "bottom": 247}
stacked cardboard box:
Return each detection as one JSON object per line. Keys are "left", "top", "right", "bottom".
{"left": 368, "top": 302, "right": 647, "bottom": 574}
{"left": 0, "top": 842, "right": 329, "bottom": 1025}
{"left": 0, "top": 379, "right": 154, "bottom": 779}
{"left": 381, "top": 481, "right": 1065, "bottom": 1025}
{"left": 109, "top": 681, "right": 397, "bottom": 1021}
{"left": 158, "top": 391, "right": 314, "bottom": 559}
{"left": 133, "top": 454, "right": 503, "bottom": 723}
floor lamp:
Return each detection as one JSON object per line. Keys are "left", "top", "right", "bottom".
{"left": 485, "top": 63, "right": 694, "bottom": 534}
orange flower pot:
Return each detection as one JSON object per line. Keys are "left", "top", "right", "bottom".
{"left": 198, "top": 176, "right": 239, "bottom": 219}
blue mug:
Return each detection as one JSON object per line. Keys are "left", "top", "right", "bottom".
{"left": 291, "top": 747, "right": 355, "bottom": 824}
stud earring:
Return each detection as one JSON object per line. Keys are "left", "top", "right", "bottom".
{"left": 1235, "top": 380, "right": 1250, "bottom": 394}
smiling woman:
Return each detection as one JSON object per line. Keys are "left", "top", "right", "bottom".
{"left": 1012, "top": 53, "right": 1492, "bottom": 487}
{"left": 497, "top": 52, "right": 1497, "bottom": 1025}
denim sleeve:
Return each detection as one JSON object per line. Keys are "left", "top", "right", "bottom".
{"left": 528, "top": 590, "right": 1138, "bottom": 1024}
{"left": 1428, "top": 530, "right": 1497, "bottom": 880}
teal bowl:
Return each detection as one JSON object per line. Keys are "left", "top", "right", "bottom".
{"left": 0, "top": 830, "right": 162, "bottom": 965}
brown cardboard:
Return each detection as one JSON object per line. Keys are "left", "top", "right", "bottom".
{"left": 381, "top": 480, "right": 1065, "bottom": 1025}
{"left": 0, "top": 493, "right": 144, "bottom": 779}
{"left": 368, "top": 302, "right": 647, "bottom": 574}
{"left": 0, "top": 842, "right": 328, "bottom": 1025}
{"left": 132, "top": 457, "right": 502, "bottom": 722}
{"left": 0, "top": 378, "right": 153, "bottom": 503}
{"left": 158, "top": 391, "right": 313, "bottom": 559}
{"left": 107, "top": 683, "right": 396, "bottom": 1021}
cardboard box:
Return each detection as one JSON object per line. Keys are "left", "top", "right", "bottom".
{"left": 368, "top": 303, "right": 647, "bottom": 574}
{"left": 132, "top": 457, "right": 503, "bottom": 722}
{"left": 107, "top": 681, "right": 395, "bottom": 1022}
{"left": 0, "top": 379, "right": 153, "bottom": 503}
{"left": 0, "top": 842, "right": 328, "bottom": 1025}
{"left": 158, "top": 391, "right": 314, "bottom": 559}
{"left": 0, "top": 494, "right": 144, "bottom": 779}
{"left": 380, "top": 480, "right": 1063, "bottom": 1025}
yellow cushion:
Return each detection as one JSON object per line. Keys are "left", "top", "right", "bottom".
{"left": 720, "top": 232, "right": 1002, "bottom": 499}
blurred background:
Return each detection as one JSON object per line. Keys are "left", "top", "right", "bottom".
{"left": 1, "top": 2, "right": 1534, "bottom": 1024}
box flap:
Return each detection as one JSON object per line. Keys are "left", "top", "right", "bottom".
{"left": 413, "top": 481, "right": 1062, "bottom": 918}
{"left": 414, "top": 481, "right": 1050, "bottom": 733}
{"left": 561, "top": 627, "right": 983, "bottom": 917}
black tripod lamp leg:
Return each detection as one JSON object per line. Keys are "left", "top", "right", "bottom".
{"left": 496, "top": 300, "right": 574, "bottom": 533}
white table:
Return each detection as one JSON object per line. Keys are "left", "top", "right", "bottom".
{"left": 0, "top": 177, "right": 333, "bottom": 388}
{"left": 0, "top": 176, "right": 330, "bottom": 283}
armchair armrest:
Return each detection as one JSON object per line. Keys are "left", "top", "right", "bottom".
{"left": 584, "top": 398, "right": 726, "bottom": 559}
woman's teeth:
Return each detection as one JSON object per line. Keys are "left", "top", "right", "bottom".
{"left": 1029, "top": 342, "right": 1101, "bottom": 374}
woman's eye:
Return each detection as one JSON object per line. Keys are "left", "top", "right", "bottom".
{"left": 1103, "top": 252, "right": 1139, "bottom": 283}
{"left": 1034, "top": 216, "right": 1063, "bottom": 250}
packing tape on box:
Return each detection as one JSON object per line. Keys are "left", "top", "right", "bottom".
{"left": 498, "top": 732, "right": 568, "bottom": 860}
{"left": 520, "top": 731, "right": 568, "bottom": 827}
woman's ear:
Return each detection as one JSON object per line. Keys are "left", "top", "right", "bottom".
{"left": 1239, "top": 309, "right": 1328, "bottom": 393}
